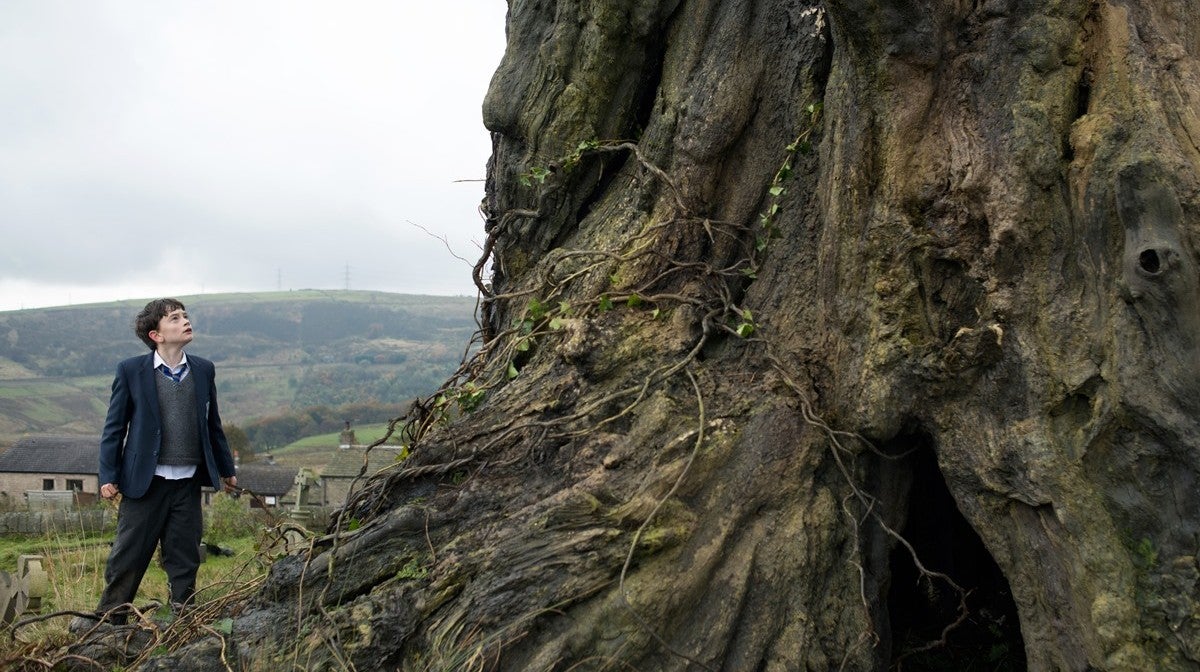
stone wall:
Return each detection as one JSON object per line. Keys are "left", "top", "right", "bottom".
{"left": 0, "top": 509, "right": 114, "bottom": 536}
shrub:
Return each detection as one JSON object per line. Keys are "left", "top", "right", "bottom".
{"left": 205, "top": 493, "right": 260, "bottom": 543}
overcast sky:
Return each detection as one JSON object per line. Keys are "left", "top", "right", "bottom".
{"left": 0, "top": 1, "right": 508, "bottom": 311}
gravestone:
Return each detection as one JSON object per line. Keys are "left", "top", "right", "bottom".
{"left": 0, "top": 555, "right": 46, "bottom": 624}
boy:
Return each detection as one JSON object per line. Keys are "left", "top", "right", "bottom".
{"left": 76, "top": 298, "right": 237, "bottom": 629}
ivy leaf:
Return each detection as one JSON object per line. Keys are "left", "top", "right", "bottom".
{"left": 651, "top": 307, "right": 662, "bottom": 319}
{"left": 626, "top": 294, "right": 643, "bottom": 308}
{"left": 599, "top": 295, "right": 614, "bottom": 312}
{"left": 515, "top": 337, "right": 530, "bottom": 352}
{"left": 736, "top": 322, "right": 755, "bottom": 338}
{"left": 527, "top": 298, "right": 548, "bottom": 320}
{"left": 212, "top": 618, "right": 234, "bottom": 636}
{"left": 769, "top": 185, "right": 785, "bottom": 197}
{"left": 549, "top": 317, "right": 565, "bottom": 330}
{"left": 507, "top": 361, "right": 519, "bottom": 379}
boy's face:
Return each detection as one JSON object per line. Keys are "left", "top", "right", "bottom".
{"left": 149, "top": 308, "right": 193, "bottom": 349}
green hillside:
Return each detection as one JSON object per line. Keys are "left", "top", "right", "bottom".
{"left": 0, "top": 291, "right": 478, "bottom": 446}
{"left": 267, "top": 422, "right": 402, "bottom": 471}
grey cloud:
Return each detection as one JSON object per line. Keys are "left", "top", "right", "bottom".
{"left": 0, "top": 0, "right": 503, "bottom": 309}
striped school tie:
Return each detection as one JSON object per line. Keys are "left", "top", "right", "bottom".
{"left": 158, "top": 363, "right": 187, "bottom": 383}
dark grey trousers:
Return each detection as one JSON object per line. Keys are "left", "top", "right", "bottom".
{"left": 96, "top": 476, "right": 203, "bottom": 621}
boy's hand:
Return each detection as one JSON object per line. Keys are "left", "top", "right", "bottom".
{"left": 100, "top": 483, "right": 119, "bottom": 499}
{"left": 222, "top": 476, "right": 238, "bottom": 493}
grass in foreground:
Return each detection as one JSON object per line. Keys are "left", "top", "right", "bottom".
{"left": 0, "top": 508, "right": 271, "bottom": 661}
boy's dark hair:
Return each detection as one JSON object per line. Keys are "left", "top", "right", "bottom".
{"left": 134, "top": 298, "right": 186, "bottom": 350}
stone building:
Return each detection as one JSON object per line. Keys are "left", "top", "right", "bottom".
{"left": 0, "top": 435, "right": 99, "bottom": 509}
{"left": 233, "top": 462, "right": 299, "bottom": 509}
{"left": 320, "top": 446, "right": 406, "bottom": 506}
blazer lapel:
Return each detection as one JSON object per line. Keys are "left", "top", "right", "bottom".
{"left": 140, "top": 353, "right": 163, "bottom": 428}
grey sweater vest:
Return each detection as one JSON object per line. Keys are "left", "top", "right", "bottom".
{"left": 155, "top": 373, "right": 202, "bottom": 466}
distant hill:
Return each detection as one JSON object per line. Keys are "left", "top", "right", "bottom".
{"left": 0, "top": 290, "right": 478, "bottom": 445}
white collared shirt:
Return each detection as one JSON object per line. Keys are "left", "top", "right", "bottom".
{"left": 153, "top": 351, "right": 190, "bottom": 381}
{"left": 152, "top": 351, "right": 197, "bottom": 480}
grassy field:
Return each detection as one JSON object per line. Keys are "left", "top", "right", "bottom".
{"left": 268, "top": 422, "right": 403, "bottom": 470}
{"left": 0, "top": 499, "right": 271, "bottom": 662}
{"left": 0, "top": 377, "right": 111, "bottom": 443}
{"left": 281, "top": 422, "right": 398, "bottom": 449}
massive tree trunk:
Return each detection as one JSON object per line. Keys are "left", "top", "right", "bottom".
{"left": 165, "top": 0, "right": 1200, "bottom": 670}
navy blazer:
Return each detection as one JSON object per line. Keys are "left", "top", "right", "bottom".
{"left": 98, "top": 352, "right": 236, "bottom": 499}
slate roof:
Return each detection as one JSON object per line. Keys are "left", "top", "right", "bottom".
{"left": 234, "top": 463, "right": 299, "bottom": 496}
{"left": 321, "top": 446, "right": 406, "bottom": 479}
{"left": 0, "top": 435, "right": 98, "bottom": 474}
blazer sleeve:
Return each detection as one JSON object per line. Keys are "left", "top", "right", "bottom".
{"left": 205, "top": 363, "right": 236, "bottom": 479}
{"left": 98, "top": 362, "right": 134, "bottom": 486}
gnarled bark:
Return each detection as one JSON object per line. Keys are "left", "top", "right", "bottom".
{"left": 159, "top": 0, "right": 1200, "bottom": 670}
